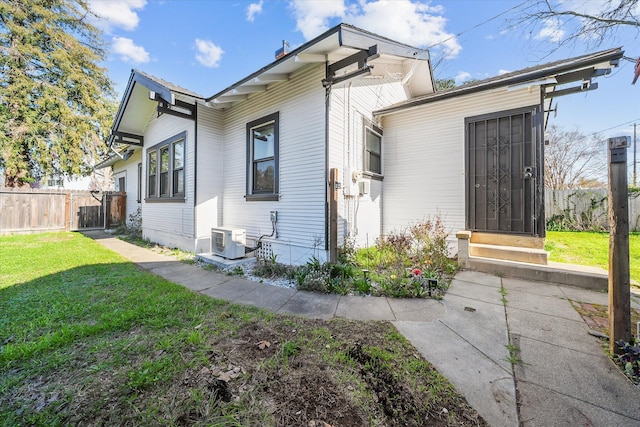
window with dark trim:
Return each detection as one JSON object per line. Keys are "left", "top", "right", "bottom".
{"left": 246, "top": 112, "right": 279, "bottom": 201}
{"left": 146, "top": 131, "right": 186, "bottom": 201}
{"left": 172, "top": 139, "right": 184, "bottom": 196}
{"left": 148, "top": 152, "right": 156, "bottom": 197}
{"left": 137, "top": 163, "right": 142, "bottom": 203}
{"left": 364, "top": 124, "right": 382, "bottom": 176}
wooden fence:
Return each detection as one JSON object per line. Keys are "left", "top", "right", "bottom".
{"left": 545, "top": 188, "right": 640, "bottom": 231}
{"left": 0, "top": 188, "right": 126, "bottom": 235}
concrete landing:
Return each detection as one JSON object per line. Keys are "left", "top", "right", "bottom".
{"left": 467, "top": 256, "right": 609, "bottom": 291}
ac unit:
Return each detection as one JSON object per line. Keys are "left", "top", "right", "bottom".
{"left": 211, "top": 227, "right": 246, "bottom": 259}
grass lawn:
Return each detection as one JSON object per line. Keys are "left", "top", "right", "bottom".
{"left": 0, "top": 232, "right": 484, "bottom": 426}
{"left": 545, "top": 231, "right": 640, "bottom": 284}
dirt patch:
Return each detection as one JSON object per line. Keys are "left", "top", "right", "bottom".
{"left": 3, "top": 317, "right": 486, "bottom": 426}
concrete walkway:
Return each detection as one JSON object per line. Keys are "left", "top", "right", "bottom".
{"left": 84, "top": 231, "right": 640, "bottom": 427}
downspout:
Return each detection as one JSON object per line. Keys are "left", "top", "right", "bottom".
{"left": 324, "top": 62, "right": 331, "bottom": 254}
{"left": 538, "top": 87, "right": 546, "bottom": 238}
{"left": 193, "top": 102, "right": 199, "bottom": 250}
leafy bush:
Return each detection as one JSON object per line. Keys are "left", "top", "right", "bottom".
{"left": 295, "top": 258, "right": 355, "bottom": 294}
{"left": 355, "top": 217, "right": 456, "bottom": 298}
{"left": 250, "top": 216, "right": 456, "bottom": 299}
{"left": 116, "top": 206, "right": 142, "bottom": 237}
{"left": 546, "top": 191, "right": 607, "bottom": 232}
{"left": 252, "top": 255, "right": 296, "bottom": 279}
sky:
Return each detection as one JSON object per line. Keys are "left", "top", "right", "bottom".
{"left": 87, "top": 0, "right": 640, "bottom": 172}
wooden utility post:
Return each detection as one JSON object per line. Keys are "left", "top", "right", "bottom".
{"left": 329, "top": 168, "right": 339, "bottom": 263}
{"left": 608, "top": 136, "right": 631, "bottom": 354}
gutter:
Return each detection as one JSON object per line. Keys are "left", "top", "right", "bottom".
{"left": 374, "top": 47, "right": 624, "bottom": 117}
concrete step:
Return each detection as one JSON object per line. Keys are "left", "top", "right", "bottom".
{"left": 469, "top": 232, "right": 544, "bottom": 249}
{"left": 469, "top": 243, "right": 549, "bottom": 265}
{"left": 466, "top": 256, "right": 608, "bottom": 291}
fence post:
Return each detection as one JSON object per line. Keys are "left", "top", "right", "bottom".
{"left": 329, "top": 169, "right": 339, "bottom": 263}
{"left": 103, "top": 193, "right": 108, "bottom": 229}
{"left": 65, "top": 192, "right": 70, "bottom": 232}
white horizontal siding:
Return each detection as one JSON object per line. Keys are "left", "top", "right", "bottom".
{"left": 220, "top": 64, "right": 327, "bottom": 260}
{"left": 328, "top": 77, "right": 409, "bottom": 247}
{"left": 140, "top": 112, "right": 196, "bottom": 251}
{"left": 194, "top": 104, "right": 224, "bottom": 252}
{"left": 380, "top": 86, "right": 541, "bottom": 240}
{"left": 112, "top": 150, "right": 142, "bottom": 222}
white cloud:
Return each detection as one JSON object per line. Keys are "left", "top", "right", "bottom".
{"left": 112, "top": 37, "right": 150, "bottom": 63}
{"left": 562, "top": 0, "right": 609, "bottom": 16}
{"left": 195, "top": 39, "right": 224, "bottom": 68}
{"left": 247, "top": 0, "right": 264, "bottom": 22}
{"left": 88, "top": 0, "right": 146, "bottom": 33}
{"left": 289, "top": 0, "right": 345, "bottom": 40}
{"left": 498, "top": 69, "right": 511, "bottom": 75}
{"left": 535, "top": 18, "right": 565, "bottom": 43}
{"left": 289, "top": 0, "right": 461, "bottom": 58}
{"left": 454, "top": 71, "right": 471, "bottom": 85}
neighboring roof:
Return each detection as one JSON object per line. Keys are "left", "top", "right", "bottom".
{"left": 374, "top": 47, "right": 624, "bottom": 117}
{"left": 205, "top": 23, "right": 434, "bottom": 108}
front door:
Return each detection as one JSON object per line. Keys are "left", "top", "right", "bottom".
{"left": 465, "top": 106, "right": 544, "bottom": 236}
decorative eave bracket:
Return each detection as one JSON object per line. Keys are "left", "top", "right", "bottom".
{"left": 150, "top": 91, "right": 196, "bottom": 121}
{"left": 112, "top": 131, "right": 143, "bottom": 146}
{"left": 322, "top": 45, "right": 379, "bottom": 88}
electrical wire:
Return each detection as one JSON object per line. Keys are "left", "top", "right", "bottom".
{"left": 425, "top": 1, "right": 529, "bottom": 51}
{"left": 548, "top": 117, "right": 640, "bottom": 145}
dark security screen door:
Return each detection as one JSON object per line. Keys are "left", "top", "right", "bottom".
{"left": 466, "top": 107, "right": 538, "bottom": 235}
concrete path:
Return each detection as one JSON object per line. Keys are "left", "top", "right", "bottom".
{"left": 84, "top": 231, "right": 640, "bottom": 427}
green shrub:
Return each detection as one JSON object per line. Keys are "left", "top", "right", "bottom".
{"left": 250, "top": 216, "right": 456, "bottom": 299}
{"left": 116, "top": 206, "right": 142, "bottom": 237}
{"left": 252, "top": 255, "right": 295, "bottom": 279}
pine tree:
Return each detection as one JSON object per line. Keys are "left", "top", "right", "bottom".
{"left": 0, "top": 0, "right": 116, "bottom": 187}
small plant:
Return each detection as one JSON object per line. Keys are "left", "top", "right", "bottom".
{"left": 505, "top": 343, "right": 521, "bottom": 364}
{"left": 614, "top": 340, "right": 640, "bottom": 384}
{"left": 352, "top": 277, "right": 372, "bottom": 295}
{"left": 281, "top": 340, "right": 300, "bottom": 358}
{"left": 116, "top": 206, "right": 142, "bottom": 237}
{"left": 252, "top": 255, "right": 295, "bottom": 278}
{"left": 297, "top": 267, "right": 331, "bottom": 293}
{"left": 500, "top": 284, "right": 507, "bottom": 305}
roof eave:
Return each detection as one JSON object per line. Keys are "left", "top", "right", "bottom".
{"left": 205, "top": 25, "right": 343, "bottom": 103}
{"left": 374, "top": 47, "right": 624, "bottom": 117}
{"left": 205, "top": 23, "right": 431, "bottom": 105}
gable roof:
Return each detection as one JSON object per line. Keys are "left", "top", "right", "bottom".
{"left": 106, "top": 69, "right": 205, "bottom": 148}
{"left": 205, "top": 23, "right": 434, "bottom": 109}
{"left": 104, "top": 23, "right": 435, "bottom": 150}
{"left": 374, "top": 47, "right": 624, "bottom": 117}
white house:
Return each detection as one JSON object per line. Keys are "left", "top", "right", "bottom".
{"left": 98, "top": 23, "right": 623, "bottom": 265}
